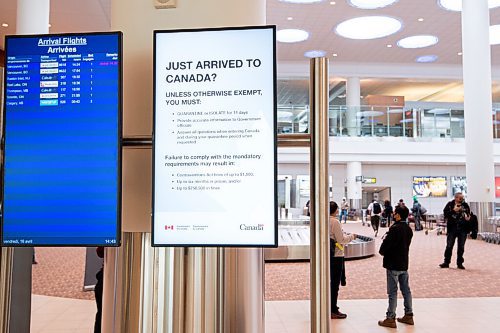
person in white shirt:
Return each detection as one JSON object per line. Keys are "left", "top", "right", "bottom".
{"left": 367, "top": 200, "right": 382, "bottom": 237}
{"left": 330, "top": 201, "right": 357, "bottom": 319}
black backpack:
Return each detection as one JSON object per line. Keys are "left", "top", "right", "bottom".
{"left": 373, "top": 202, "right": 382, "bottom": 214}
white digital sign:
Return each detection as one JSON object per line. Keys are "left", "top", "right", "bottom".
{"left": 153, "top": 26, "right": 277, "bottom": 246}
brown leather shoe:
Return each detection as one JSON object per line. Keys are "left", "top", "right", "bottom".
{"left": 331, "top": 311, "right": 347, "bottom": 319}
{"left": 378, "top": 318, "right": 397, "bottom": 328}
{"left": 397, "top": 314, "right": 414, "bottom": 325}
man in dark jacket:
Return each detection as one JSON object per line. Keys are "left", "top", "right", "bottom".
{"left": 378, "top": 211, "right": 414, "bottom": 328}
{"left": 439, "top": 192, "right": 471, "bottom": 270}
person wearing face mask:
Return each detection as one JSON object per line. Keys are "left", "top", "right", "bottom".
{"left": 439, "top": 192, "right": 471, "bottom": 270}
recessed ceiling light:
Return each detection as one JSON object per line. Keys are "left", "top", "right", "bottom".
{"left": 397, "top": 35, "right": 439, "bottom": 48}
{"left": 457, "top": 52, "right": 463, "bottom": 55}
{"left": 418, "top": 18, "right": 424, "bottom": 22}
{"left": 304, "top": 50, "right": 327, "bottom": 58}
{"left": 438, "top": 0, "right": 500, "bottom": 11}
{"left": 279, "top": 0, "right": 324, "bottom": 3}
{"left": 277, "top": 29, "right": 309, "bottom": 43}
{"left": 387, "top": 44, "right": 393, "bottom": 48}
{"left": 490, "top": 25, "right": 500, "bottom": 45}
{"left": 48, "top": 23, "right": 52, "bottom": 28}
{"left": 1, "top": 23, "right": 8, "bottom": 27}
{"left": 416, "top": 55, "right": 438, "bottom": 63}
{"left": 335, "top": 16, "right": 402, "bottom": 40}
{"left": 348, "top": 0, "right": 398, "bottom": 9}
{"left": 287, "top": 17, "right": 293, "bottom": 20}
{"left": 330, "top": 1, "right": 336, "bottom": 4}
{"left": 332, "top": 53, "right": 338, "bottom": 57}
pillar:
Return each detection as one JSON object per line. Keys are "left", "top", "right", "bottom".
{"left": 346, "top": 77, "right": 361, "bottom": 136}
{"left": 309, "top": 57, "right": 330, "bottom": 333}
{"left": 0, "top": 2, "right": 50, "bottom": 332}
{"left": 102, "top": 1, "right": 267, "bottom": 332}
{"left": 462, "top": 0, "right": 496, "bottom": 231}
{"left": 346, "top": 162, "right": 362, "bottom": 211}
{"left": 16, "top": 0, "right": 50, "bottom": 35}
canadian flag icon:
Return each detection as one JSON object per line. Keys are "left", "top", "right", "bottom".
{"left": 165, "top": 225, "right": 174, "bottom": 230}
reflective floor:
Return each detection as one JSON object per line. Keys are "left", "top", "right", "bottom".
{"left": 266, "top": 298, "right": 500, "bottom": 333}
{"left": 31, "top": 295, "right": 500, "bottom": 333}
{"left": 31, "top": 295, "right": 95, "bottom": 333}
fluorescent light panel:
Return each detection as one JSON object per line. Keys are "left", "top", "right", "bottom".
{"left": 438, "top": 0, "right": 500, "bottom": 11}
{"left": 348, "top": 0, "right": 398, "bottom": 9}
{"left": 277, "top": 29, "right": 309, "bottom": 43}
{"left": 397, "top": 35, "right": 438, "bottom": 48}
{"left": 335, "top": 16, "right": 402, "bottom": 40}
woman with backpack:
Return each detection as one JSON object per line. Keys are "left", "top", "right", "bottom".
{"left": 368, "top": 200, "right": 383, "bottom": 237}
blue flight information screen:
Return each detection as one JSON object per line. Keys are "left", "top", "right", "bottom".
{"left": 1, "top": 32, "right": 122, "bottom": 246}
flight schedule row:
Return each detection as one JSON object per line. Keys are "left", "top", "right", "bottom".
{"left": 5, "top": 53, "right": 118, "bottom": 108}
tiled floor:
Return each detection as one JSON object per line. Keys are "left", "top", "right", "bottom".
{"left": 31, "top": 295, "right": 500, "bottom": 333}
{"left": 266, "top": 298, "right": 500, "bottom": 333}
{"left": 266, "top": 222, "right": 500, "bottom": 300}
{"left": 31, "top": 295, "right": 96, "bottom": 333}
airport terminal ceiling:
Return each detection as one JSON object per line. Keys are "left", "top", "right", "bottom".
{"left": 2, "top": 1, "right": 500, "bottom": 105}
{"left": 1, "top": 0, "right": 500, "bottom": 65}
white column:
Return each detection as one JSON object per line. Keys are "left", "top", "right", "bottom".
{"left": 462, "top": 0, "right": 496, "bottom": 231}
{"left": 16, "top": 0, "right": 50, "bottom": 34}
{"left": 462, "top": 0, "right": 495, "bottom": 202}
{"left": 346, "top": 77, "right": 361, "bottom": 136}
{"left": 346, "top": 162, "right": 362, "bottom": 209}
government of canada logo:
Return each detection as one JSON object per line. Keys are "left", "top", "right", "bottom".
{"left": 240, "top": 224, "right": 264, "bottom": 231}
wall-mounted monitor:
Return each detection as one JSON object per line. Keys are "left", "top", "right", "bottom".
{"left": 152, "top": 26, "right": 277, "bottom": 247}
{"left": 1, "top": 32, "right": 122, "bottom": 246}
{"left": 451, "top": 176, "right": 467, "bottom": 197}
{"left": 412, "top": 176, "right": 447, "bottom": 198}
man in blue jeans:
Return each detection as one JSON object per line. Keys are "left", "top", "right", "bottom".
{"left": 378, "top": 206, "right": 414, "bottom": 328}
{"left": 339, "top": 197, "right": 349, "bottom": 223}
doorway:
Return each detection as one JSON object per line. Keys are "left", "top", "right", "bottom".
{"left": 362, "top": 186, "right": 391, "bottom": 208}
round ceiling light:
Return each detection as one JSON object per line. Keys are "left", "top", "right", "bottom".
{"left": 438, "top": 0, "right": 500, "bottom": 11}
{"left": 279, "top": 0, "right": 324, "bottom": 3}
{"left": 277, "top": 29, "right": 309, "bottom": 43}
{"left": 335, "top": 16, "right": 402, "bottom": 40}
{"left": 348, "top": 0, "right": 398, "bottom": 9}
{"left": 397, "top": 35, "right": 438, "bottom": 48}
{"left": 490, "top": 25, "right": 500, "bottom": 45}
{"left": 304, "top": 50, "right": 327, "bottom": 58}
{"left": 416, "top": 55, "right": 438, "bottom": 63}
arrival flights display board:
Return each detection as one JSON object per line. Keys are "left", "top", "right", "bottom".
{"left": 2, "top": 32, "right": 122, "bottom": 246}
{"left": 153, "top": 26, "right": 277, "bottom": 247}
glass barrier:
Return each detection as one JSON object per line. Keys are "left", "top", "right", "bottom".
{"left": 277, "top": 104, "right": 500, "bottom": 140}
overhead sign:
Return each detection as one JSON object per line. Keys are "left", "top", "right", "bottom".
{"left": 362, "top": 177, "right": 376, "bottom": 184}
{"left": 2, "top": 32, "right": 122, "bottom": 246}
{"left": 153, "top": 26, "right": 277, "bottom": 246}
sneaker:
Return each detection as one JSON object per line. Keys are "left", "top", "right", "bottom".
{"left": 378, "top": 318, "right": 397, "bottom": 328}
{"left": 397, "top": 314, "right": 414, "bottom": 325}
{"left": 457, "top": 264, "right": 465, "bottom": 270}
{"left": 439, "top": 263, "right": 449, "bottom": 268}
{"left": 331, "top": 311, "right": 347, "bottom": 319}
